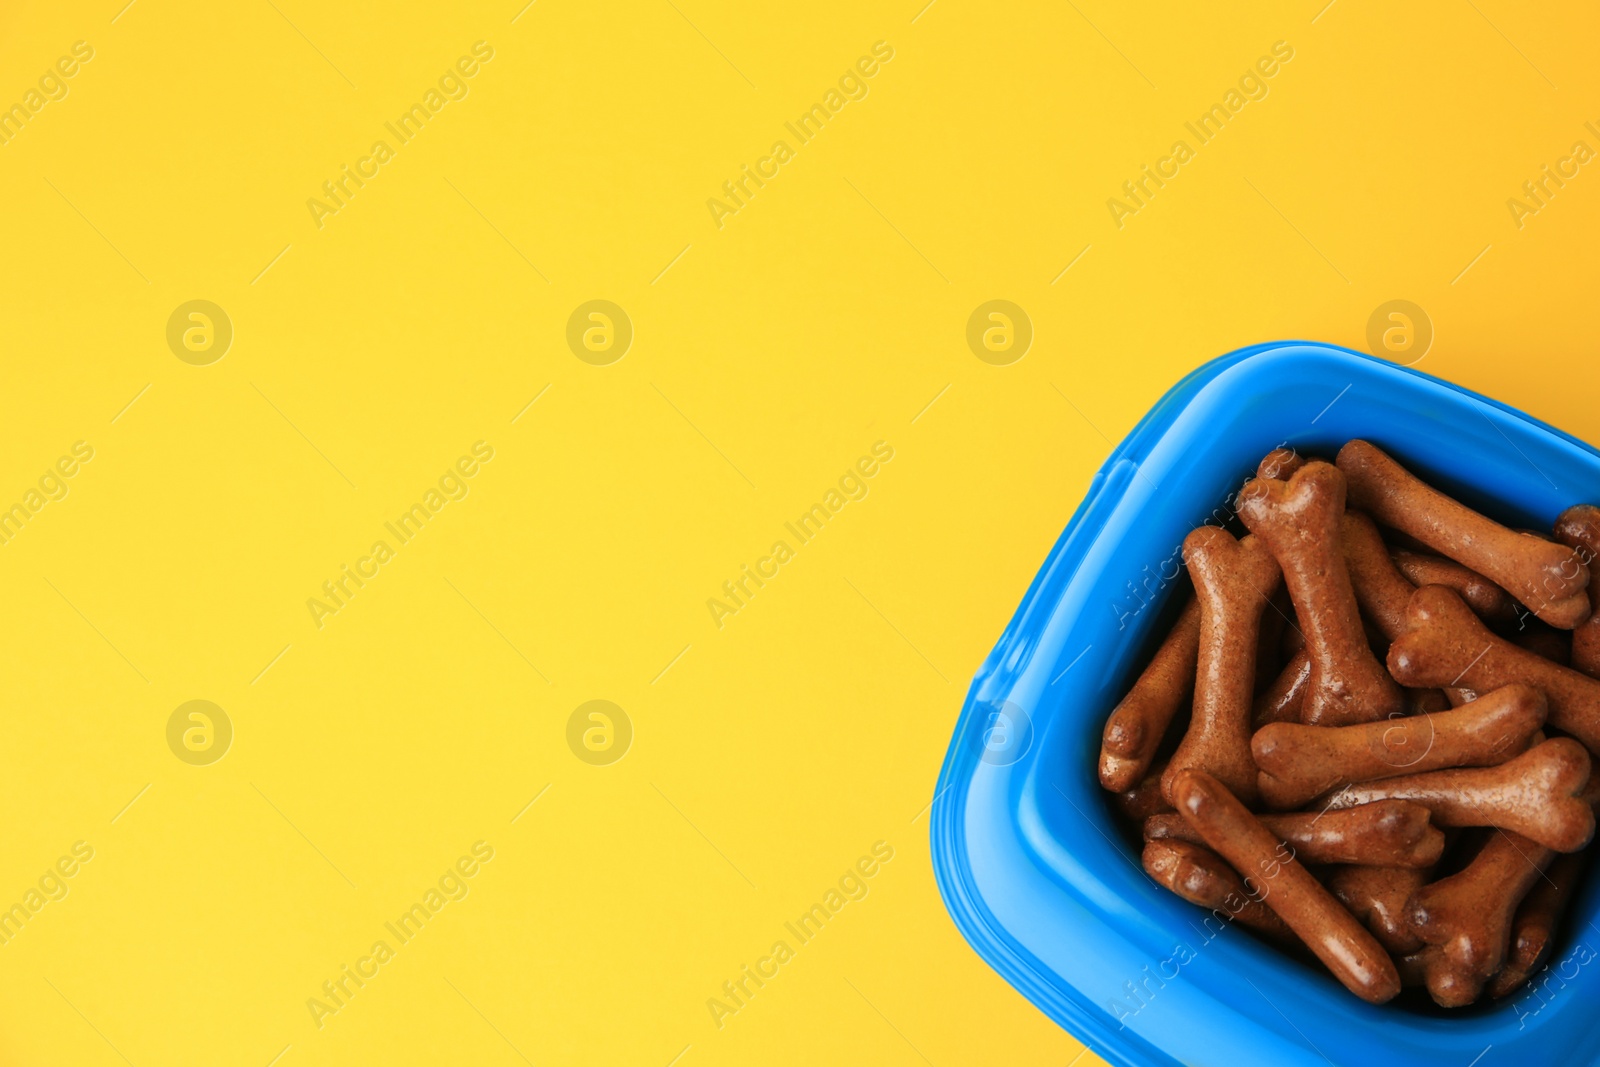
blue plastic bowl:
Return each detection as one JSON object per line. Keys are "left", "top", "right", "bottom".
{"left": 930, "top": 341, "right": 1600, "bottom": 1067}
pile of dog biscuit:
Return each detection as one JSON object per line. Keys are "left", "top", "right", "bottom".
{"left": 1097, "top": 440, "right": 1600, "bottom": 1007}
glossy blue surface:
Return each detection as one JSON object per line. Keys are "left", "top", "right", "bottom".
{"left": 930, "top": 342, "right": 1600, "bottom": 1067}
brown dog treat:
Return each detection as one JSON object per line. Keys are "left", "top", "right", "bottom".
{"left": 1554, "top": 505, "right": 1600, "bottom": 678}
{"left": 1378, "top": 525, "right": 1435, "bottom": 554}
{"left": 1100, "top": 597, "right": 1202, "bottom": 792}
{"left": 1238, "top": 462, "right": 1403, "bottom": 726}
{"left": 1395, "top": 946, "right": 1433, "bottom": 988}
{"left": 1147, "top": 800, "right": 1443, "bottom": 867}
{"left": 1142, "top": 839, "right": 1297, "bottom": 944}
{"left": 1253, "top": 649, "right": 1311, "bottom": 728}
{"left": 1257, "top": 447, "right": 1306, "bottom": 482}
{"left": 1406, "top": 946, "right": 1491, "bottom": 1007}
{"left": 1512, "top": 623, "right": 1572, "bottom": 667}
{"left": 1405, "top": 830, "right": 1555, "bottom": 1006}
{"left": 1390, "top": 549, "right": 1520, "bottom": 624}
{"left": 1395, "top": 940, "right": 1487, "bottom": 1001}
{"left": 1281, "top": 615, "right": 1306, "bottom": 658}
{"left": 1256, "top": 587, "right": 1291, "bottom": 694}
{"left": 1339, "top": 513, "right": 1451, "bottom": 718}
{"left": 1161, "top": 529, "right": 1281, "bottom": 806}
{"left": 1487, "top": 849, "right": 1587, "bottom": 998}
{"left": 1338, "top": 440, "right": 1590, "bottom": 627}
{"left": 1488, "top": 772, "right": 1600, "bottom": 996}
{"left": 1405, "top": 687, "right": 1451, "bottom": 714}
{"left": 1388, "top": 585, "right": 1600, "bottom": 753}
{"left": 1253, "top": 684, "right": 1547, "bottom": 809}
{"left": 1116, "top": 760, "right": 1174, "bottom": 821}
{"left": 1342, "top": 510, "right": 1418, "bottom": 641}
{"left": 1359, "top": 614, "right": 1391, "bottom": 651}
{"left": 1328, "top": 865, "right": 1430, "bottom": 954}
{"left": 1320, "top": 738, "right": 1594, "bottom": 852}
{"left": 1582, "top": 768, "right": 1600, "bottom": 810}
{"left": 1170, "top": 769, "right": 1401, "bottom": 1003}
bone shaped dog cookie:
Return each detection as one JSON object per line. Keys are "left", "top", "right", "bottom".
{"left": 1253, "top": 683, "right": 1547, "bottom": 810}
{"left": 1319, "top": 737, "right": 1594, "bottom": 852}
{"left": 1338, "top": 440, "right": 1590, "bottom": 627}
{"left": 1405, "top": 687, "right": 1451, "bottom": 714}
{"left": 1327, "top": 864, "right": 1430, "bottom": 955}
{"left": 1555, "top": 504, "right": 1600, "bottom": 678}
{"left": 1250, "top": 509, "right": 1439, "bottom": 727}
{"left": 1100, "top": 596, "right": 1201, "bottom": 792}
{"left": 1142, "top": 838, "right": 1296, "bottom": 944}
{"left": 1116, "top": 758, "right": 1174, "bottom": 821}
{"left": 1389, "top": 549, "right": 1519, "bottom": 625}
{"left": 1487, "top": 848, "right": 1586, "bottom": 998}
{"left": 1257, "top": 447, "right": 1306, "bottom": 482}
{"left": 1171, "top": 769, "right": 1401, "bottom": 1003}
{"left": 1253, "top": 649, "right": 1311, "bottom": 728}
{"left": 1256, "top": 587, "right": 1292, "bottom": 694}
{"left": 1405, "top": 830, "right": 1554, "bottom": 1007}
{"left": 1146, "top": 799, "right": 1443, "bottom": 867}
{"left": 1388, "top": 585, "right": 1600, "bottom": 754}
{"left": 1512, "top": 623, "right": 1572, "bottom": 666}
{"left": 1486, "top": 771, "right": 1600, "bottom": 997}
{"left": 1341, "top": 509, "right": 1417, "bottom": 641}
{"left": 1341, "top": 509, "right": 1454, "bottom": 713}
{"left": 1160, "top": 528, "right": 1281, "bottom": 806}
{"left": 1238, "top": 462, "right": 1403, "bottom": 726}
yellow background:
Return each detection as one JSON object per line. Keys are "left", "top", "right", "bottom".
{"left": 1, "top": 0, "right": 1596, "bottom": 1064}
